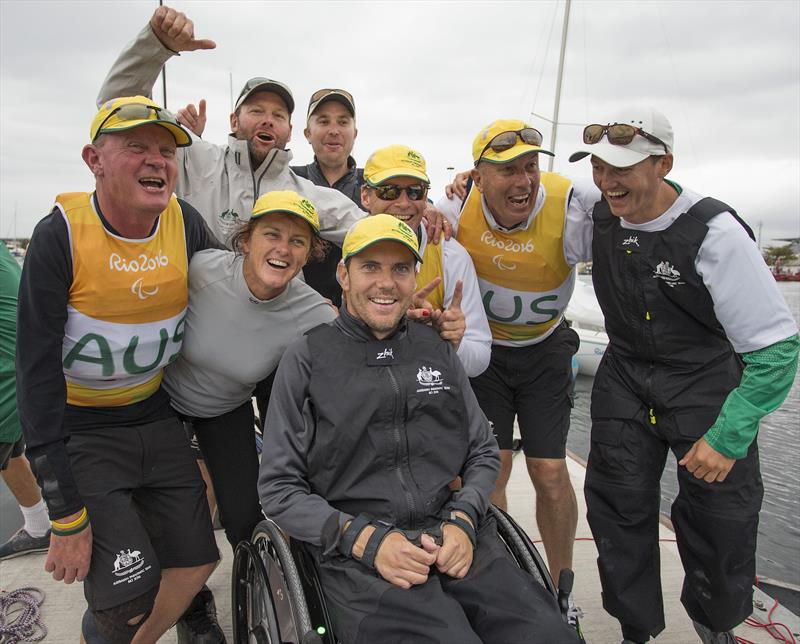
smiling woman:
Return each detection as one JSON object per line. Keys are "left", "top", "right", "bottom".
{"left": 161, "top": 191, "right": 336, "bottom": 551}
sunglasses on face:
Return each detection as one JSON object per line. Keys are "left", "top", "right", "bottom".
{"left": 373, "top": 184, "right": 428, "bottom": 201}
{"left": 94, "top": 104, "right": 177, "bottom": 141}
{"left": 478, "top": 127, "right": 544, "bottom": 162}
{"left": 309, "top": 88, "right": 354, "bottom": 104}
{"left": 583, "top": 123, "right": 669, "bottom": 153}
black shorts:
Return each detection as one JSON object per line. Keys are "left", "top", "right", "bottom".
{"left": 66, "top": 417, "right": 219, "bottom": 610}
{"left": 469, "top": 322, "right": 579, "bottom": 458}
{"left": 0, "top": 435, "right": 24, "bottom": 470}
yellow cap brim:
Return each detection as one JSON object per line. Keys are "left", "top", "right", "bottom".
{"left": 250, "top": 207, "right": 320, "bottom": 234}
{"left": 95, "top": 120, "right": 192, "bottom": 147}
{"left": 344, "top": 236, "right": 423, "bottom": 263}
{"left": 365, "top": 168, "right": 431, "bottom": 186}
{"left": 477, "top": 143, "right": 554, "bottom": 165}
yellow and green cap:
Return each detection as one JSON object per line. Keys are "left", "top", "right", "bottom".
{"left": 472, "top": 118, "right": 553, "bottom": 164}
{"left": 90, "top": 96, "right": 191, "bottom": 146}
{"left": 251, "top": 190, "right": 320, "bottom": 233}
{"left": 364, "top": 144, "right": 430, "bottom": 186}
{"left": 342, "top": 214, "right": 422, "bottom": 263}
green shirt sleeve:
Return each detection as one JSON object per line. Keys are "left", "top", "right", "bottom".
{"left": 704, "top": 334, "right": 800, "bottom": 459}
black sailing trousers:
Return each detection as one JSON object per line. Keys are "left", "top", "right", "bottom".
{"left": 585, "top": 360, "right": 763, "bottom": 641}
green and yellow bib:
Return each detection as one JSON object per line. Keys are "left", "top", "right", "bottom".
{"left": 416, "top": 237, "right": 445, "bottom": 312}
{"left": 57, "top": 192, "right": 188, "bottom": 407}
{"left": 456, "top": 173, "right": 574, "bottom": 344}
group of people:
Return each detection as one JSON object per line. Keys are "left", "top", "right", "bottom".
{"left": 3, "top": 5, "right": 797, "bottom": 644}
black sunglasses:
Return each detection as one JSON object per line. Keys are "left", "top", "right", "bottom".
{"left": 583, "top": 123, "right": 668, "bottom": 153}
{"left": 373, "top": 184, "right": 428, "bottom": 201}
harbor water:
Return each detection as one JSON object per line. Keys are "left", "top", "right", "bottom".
{"left": 567, "top": 280, "right": 800, "bottom": 586}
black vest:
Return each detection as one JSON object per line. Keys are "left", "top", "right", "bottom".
{"left": 591, "top": 196, "right": 753, "bottom": 371}
{"left": 305, "top": 321, "right": 468, "bottom": 530}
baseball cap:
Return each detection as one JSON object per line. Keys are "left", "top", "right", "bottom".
{"left": 472, "top": 118, "right": 554, "bottom": 164}
{"left": 90, "top": 96, "right": 191, "bottom": 146}
{"left": 342, "top": 214, "right": 422, "bottom": 263}
{"left": 307, "top": 88, "right": 356, "bottom": 120}
{"left": 569, "top": 106, "right": 674, "bottom": 168}
{"left": 251, "top": 190, "right": 320, "bottom": 234}
{"left": 364, "top": 145, "right": 430, "bottom": 186}
{"left": 235, "top": 77, "right": 295, "bottom": 115}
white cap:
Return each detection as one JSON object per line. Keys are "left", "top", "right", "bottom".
{"left": 569, "top": 106, "right": 673, "bottom": 168}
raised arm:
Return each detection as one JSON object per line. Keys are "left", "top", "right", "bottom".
{"left": 97, "top": 5, "right": 215, "bottom": 107}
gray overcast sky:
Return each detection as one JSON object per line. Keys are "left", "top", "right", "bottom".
{"left": 1, "top": 0, "right": 798, "bottom": 245}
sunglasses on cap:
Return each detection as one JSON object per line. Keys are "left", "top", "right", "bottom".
{"left": 309, "top": 88, "right": 354, "bottom": 104}
{"left": 478, "top": 127, "right": 544, "bottom": 162}
{"left": 373, "top": 184, "right": 428, "bottom": 202}
{"left": 583, "top": 123, "right": 669, "bottom": 153}
{"left": 93, "top": 103, "right": 178, "bottom": 141}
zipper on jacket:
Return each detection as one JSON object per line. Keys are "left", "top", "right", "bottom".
{"left": 253, "top": 152, "right": 278, "bottom": 199}
{"left": 387, "top": 366, "right": 417, "bottom": 528}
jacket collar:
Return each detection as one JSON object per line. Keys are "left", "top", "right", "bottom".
{"left": 227, "top": 135, "right": 294, "bottom": 174}
{"left": 335, "top": 303, "right": 408, "bottom": 343}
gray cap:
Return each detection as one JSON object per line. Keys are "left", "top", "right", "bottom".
{"left": 235, "top": 77, "right": 295, "bottom": 115}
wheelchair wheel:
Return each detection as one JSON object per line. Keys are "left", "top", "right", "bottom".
{"left": 232, "top": 519, "right": 321, "bottom": 644}
{"left": 490, "top": 505, "right": 558, "bottom": 597}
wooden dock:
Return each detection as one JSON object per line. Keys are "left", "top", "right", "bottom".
{"left": 0, "top": 452, "right": 790, "bottom": 642}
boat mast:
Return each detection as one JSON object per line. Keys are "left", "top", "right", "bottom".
{"left": 548, "top": 0, "right": 571, "bottom": 172}
{"left": 158, "top": 0, "right": 167, "bottom": 108}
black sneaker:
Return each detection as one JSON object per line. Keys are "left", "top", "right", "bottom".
{"left": 0, "top": 527, "right": 50, "bottom": 560}
{"left": 176, "top": 586, "right": 227, "bottom": 643}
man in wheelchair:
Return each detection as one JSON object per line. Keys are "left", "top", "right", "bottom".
{"left": 258, "top": 215, "right": 579, "bottom": 643}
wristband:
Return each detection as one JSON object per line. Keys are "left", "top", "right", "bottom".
{"left": 340, "top": 514, "right": 372, "bottom": 557}
{"left": 360, "top": 521, "right": 399, "bottom": 569}
{"left": 51, "top": 519, "right": 89, "bottom": 537}
{"left": 52, "top": 507, "right": 88, "bottom": 530}
{"left": 442, "top": 514, "right": 477, "bottom": 549}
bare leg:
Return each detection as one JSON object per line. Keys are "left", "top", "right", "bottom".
{"left": 1, "top": 454, "right": 42, "bottom": 507}
{"left": 489, "top": 450, "right": 514, "bottom": 510}
{"left": 526, "top": 457, "right": 577, "bottom": 583}
{"left": 130, "top": 562, "right": 216, "bottom": 643}
{"left": 196, "top": 459, "right": 217, "bottom": 519}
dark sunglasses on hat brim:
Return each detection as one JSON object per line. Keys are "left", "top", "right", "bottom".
{"left": 583, "top": 123, "right": 669, "bottom": 153}
{"left": 477, "top": 128, "right": 544, "bottom": 163}
{"left": 373, "top": 184, "right": 429, "bottom": 201}
{"left": 93, "top": 104, "right": 181, "bottom": 141}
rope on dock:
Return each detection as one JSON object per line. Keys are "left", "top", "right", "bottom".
{"left": 0, "top": 587, "right": 47, "bottom": 644}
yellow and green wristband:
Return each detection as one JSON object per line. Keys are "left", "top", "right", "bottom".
{"left": 51, "top": 506, "right": 89, "bottom": 536}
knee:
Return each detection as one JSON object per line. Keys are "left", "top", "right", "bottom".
{"left": 92, "top": 584, "right": 159, "bottom": 643}
{"left": 528, "top": 459, "right": 570, "bottom": 499}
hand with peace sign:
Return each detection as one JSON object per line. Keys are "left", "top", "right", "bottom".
{"left": 150, "top": 5, "right": 217, "bottom": 54}
{"left": 431, "top": 280, "right": 465, "bottom": 350}
{"left": 407, "top": 276, "right": 442, "bottom": 323}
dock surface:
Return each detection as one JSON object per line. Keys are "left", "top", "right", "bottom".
{"left": 0, "top": 453, "right": 788, "bottom": 642}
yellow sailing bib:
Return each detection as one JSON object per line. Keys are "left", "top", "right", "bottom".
{"left": 57, "top": 192, "right": 189, "bottom": 406}
{"left": 456, "top": 173, "right": 574, "bottom": 344}
{"left": 416, "top": 238, "right": 445, "bottom": 311}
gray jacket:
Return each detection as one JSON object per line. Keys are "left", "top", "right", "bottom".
{"left": 97, "top": 25, "right": 365, "bottom": 247}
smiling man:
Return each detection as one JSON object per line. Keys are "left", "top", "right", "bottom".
{"left": 16, "top": 96, "right": 221, "bottom": 643}
{"left": 258, "top": 214, "right": 579, "bottom": 644}
{"left": 436, "top": 120, "right": 598, "bottom": 615}
{"left": 569, "top": 107, "right": 799, "bottom": 644}
{"left": 292, "top": 88, "right": 362, "bottom": 307}
{"left": 361, "top": 144, "right": 491, "bottom": 376}
{"left": 97, "top": 5, "right": 364, "bottom": 249}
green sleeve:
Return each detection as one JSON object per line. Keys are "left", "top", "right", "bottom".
{"left": 704, "top": 334, "right": 799, "bottom": 459}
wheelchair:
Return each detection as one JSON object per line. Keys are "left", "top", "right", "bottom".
{"left": 231, "top": 505, "right": 574, "bottom": 644}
